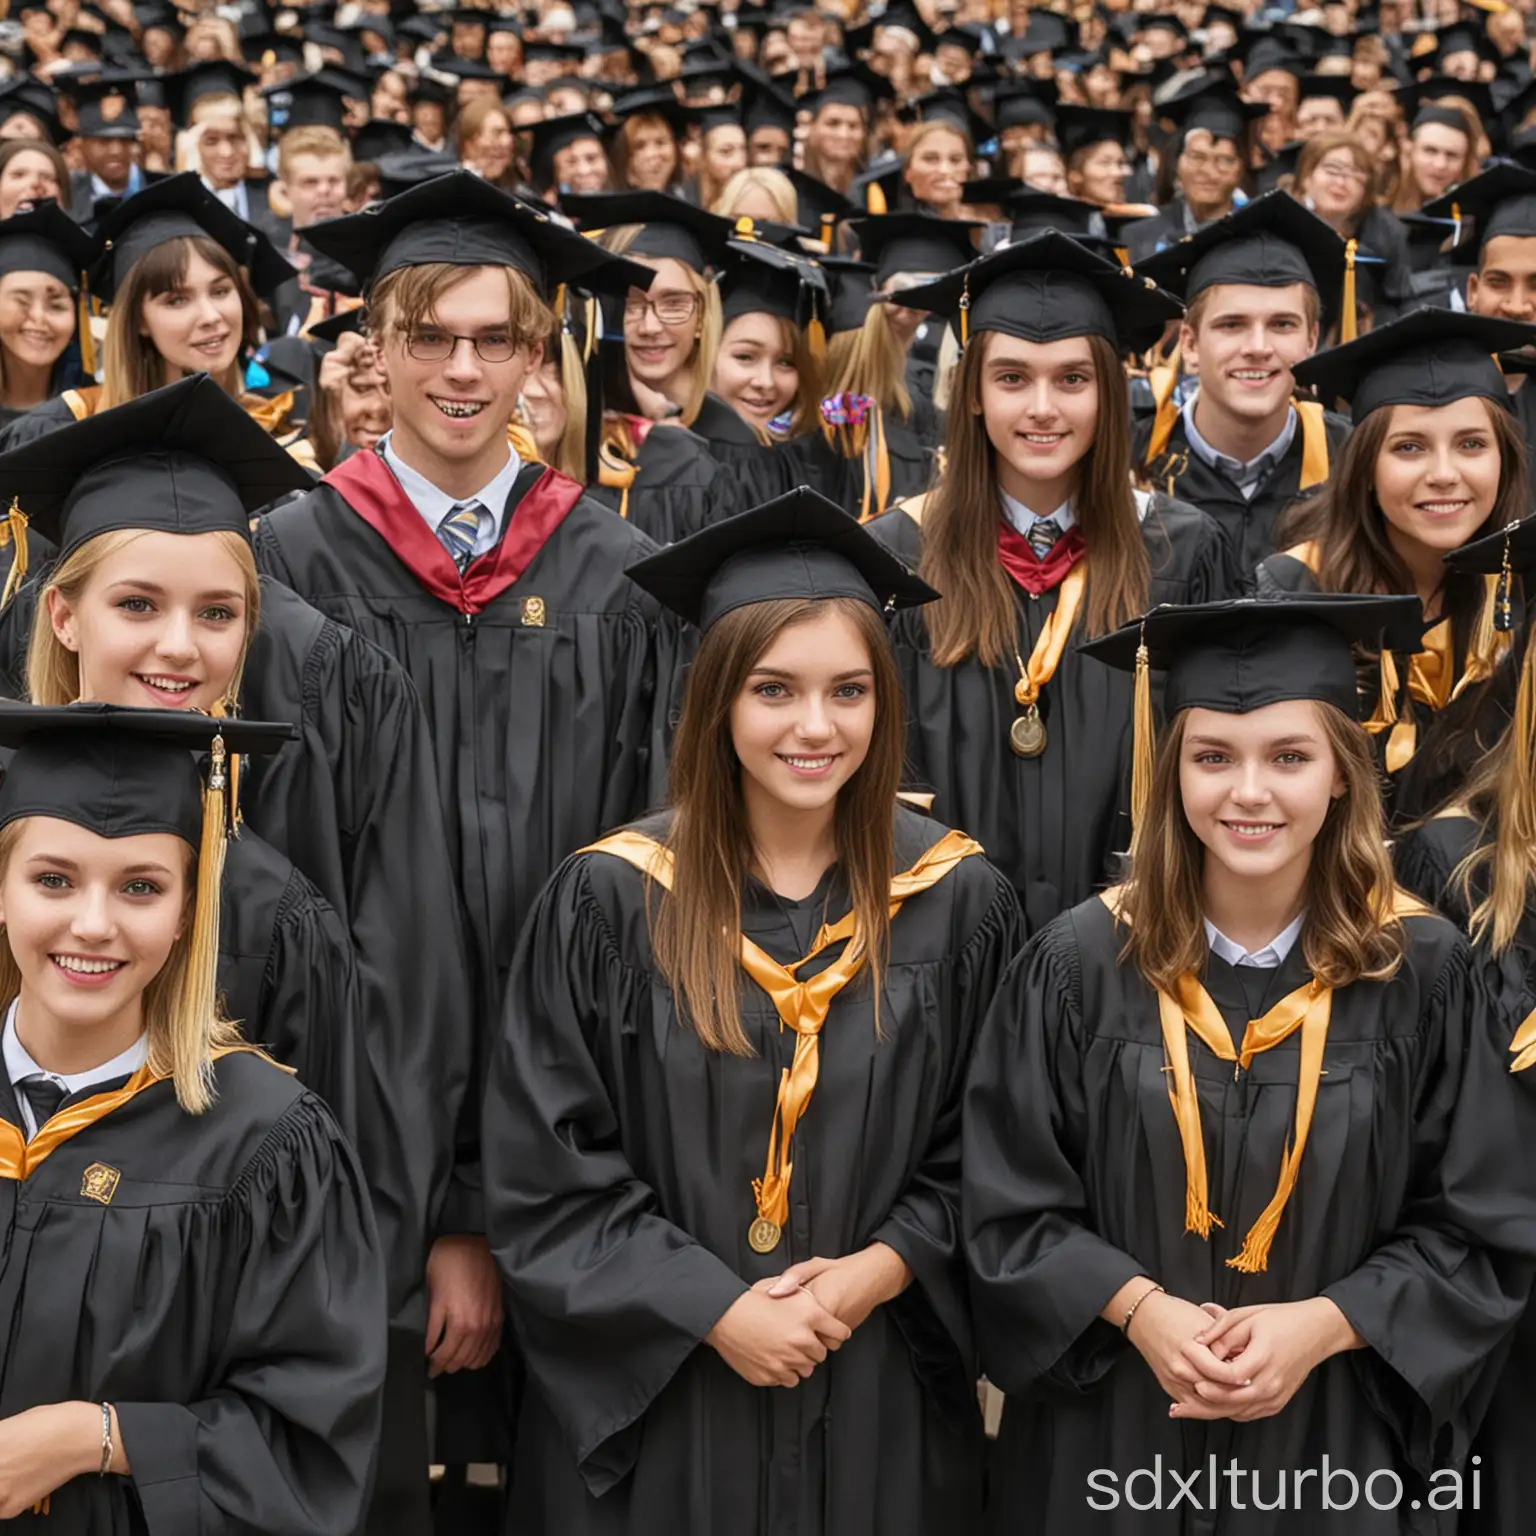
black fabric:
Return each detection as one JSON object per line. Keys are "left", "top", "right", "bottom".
{"left": 0, "top": 1055, "right": 386, "bottom": 1533}
{"left": 484, "top": 806, "right": 1023, "bottom": 1533}
{"left": 587, "top": 423, "right": 746, "bottom": 545}
{"left": 964, "top": 897, "right": 1529, "bottom": 1534}
{"left": 16, "top": 1074, "right": 64, "bottom": 1132}
{"left": 866, "top": 494, "right": 1239, "bottom": 930}
{"left": 689, "top": 393, "right": 805, "bottom": 506}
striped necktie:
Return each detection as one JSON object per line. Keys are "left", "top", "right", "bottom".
{"left": 438, "top": 501, "right": 485, "bottom": 568}
{"left": 1027, "top": 517, "right": 1061, "bottom": 561}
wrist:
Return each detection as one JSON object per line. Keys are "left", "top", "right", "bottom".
{"left": 858, "top": 1241, "right": 912, "bottom": 1307}
{"left": 1305, "top": 1297, "right": 1363, "bottom": 1360}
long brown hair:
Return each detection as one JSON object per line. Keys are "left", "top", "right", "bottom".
{"left": 100, "top": 235, "right": 259, "bottom": 408}
{"left": 919, "top": 329, "right": 1149, "bottom": 666}
{"left": 652, "top": 596, "right": 904, "bottom": 1054}
{"left": 1277, "top": 399, "right": 1527, "bottom": 632}
{"left": 1119, "top": 704, "right": 1405, "bottom": 992}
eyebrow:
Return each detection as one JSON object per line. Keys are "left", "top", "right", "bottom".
{"left": 103, "top": 580, "right": 244, "bottom": 602}
{"left": 986, "top": 353, "right": 1093, "bottom": 372}
{"left": 1186, "top": 733, "right": 1319, "bottom": 749}
{"left": 749, "top": 666, "right": 875, "bottom": 682}
{"left": 25, "top": 854, "right": 176, "bottom": 877}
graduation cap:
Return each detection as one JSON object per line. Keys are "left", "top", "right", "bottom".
{"left": 74, "top": 79, "right": 140, "bottom": 139}
{"left": 779, "top": 167, "right": 857, "bottom": 241}
{"left": 0, "top": 78, "right": 63, "bottom": 145}
{"left": 558, "top": 189, "right": 737, "bottom": 272}
{"left": 427, "top": 54, "right": 506, "bottom": 83}
{"left": 1292, "top": 308, "right": 1536, "bottom": 419}
{"left": 1421, "top": 161, "right": 1536, "bottom": 254}
{"left": 608, "top": 83, "right": 693, "bottom": 135}
{"left": 398, "top": 14, "right": 449, "bottom": 47}
{"left": 163, "top": 61, "right": 256, "bottom": 128}
{"left": 347, "top": 118, "right": 414, "bottom": 164}
{"left": 1423, "top": 18, "right": 1501, "bottom": 71}
{"left": 897, "top": 88, "right": 992, "bottom": 144}
{"left": 893, "top": 229, "right": 1182, "bottom": 353}
{"left": 406, "top": 75, "right": 455, "bottom": 109}
{"left": 91, "top": 173, "right": 294, "bottom": 303}
{"left": 241, "top": 30, "right": 308, "bottom": 72}
{"left": 1226, "top": 33, "right": 1308, "bottom": 82}
{"left": 371, "top": 150, "right": 462, "bottom": 197}
{"left": 802, "top": 62, "right": 894, "bottom": 117}
{"left": 304, "top": 171, "right": 652, "bottom": 300}
{"left": 306, "top": 305, "right": 366, "bottom": 346}
{"left": 624, "top": 484, "right": 937, "bottom": 631}
{"left": 740, "top": 70, "right": 798, "bottom": 141}
{"left": 931, "top": 20, "right": 991, "bottom": 60}
{"left": 1134, "top": 191, "right": 1350, "bottom": 326}
{"left": 523, "top": 39, "right": 589, "bottom": 68}
{"left": 866, "top": 0, "right": 938, "bottom": 55}
{"left": 1298, "top": 73, "right": 1358, "bottom": 114}
{"left": 1054, "top": 105, "right": 1133, "bottom": 158}
{"left": 1156, "top": 74, "right": 1268, "bottom": 142}
{"left": 1395, "top": 76, "right": 1494, "bottom": 131}
{"left": 849, "top": 211, "right": 982, "bottom": 285}
{"left": 992, "top": 187, "right": 1116, "bottom": 253}
{"left": 527, "top": 110, "right": 609, "bottom": 189}
{"left": 0, "top": 201, "right": 100, "bottom": 294}
{"left": 260, "top": 70, "right": 362, "bottom": 134}
{"left": 988, "top": 77, "right": 1058, "bottom": 131}
{"left": 820, "top": 255, "right": 878, "bottom": 335}
{"left": 718, "top": 235, "right": 829, "bottom": 346}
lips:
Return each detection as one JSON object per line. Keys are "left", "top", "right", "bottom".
{"left": 51, "top": 954, "right": 127, "bottom": 986}
{"left": 778, "top": 753, "right": 839, "bottom": 775}
{"left": 430, "top": 397, "right": 486, "bottom": 419}
{"left": 134, "top": 673, "right": 198, "bottom": 706}
{"left": 1221, "top": 820, "right": 1283, "bottom": 840}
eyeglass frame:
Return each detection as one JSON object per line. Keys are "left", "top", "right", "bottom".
{"left": 402, "top": 327, "right": 520, "bottom": 363}
{"left": 623, "top": 288, "right": 703, "bottom": 327}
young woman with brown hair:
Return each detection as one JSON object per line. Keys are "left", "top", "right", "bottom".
{"left": 1258, "top": 310, "right": 1536, "bottom": 820}
{"left": 866, "top": 233, "right": 1237, "bottom": 930}
{"left": 966, "top": 592, "right": 1525, "bottom": 1535}
{"left": 484, "top": 490, "right": 1023, "bottom": 1535}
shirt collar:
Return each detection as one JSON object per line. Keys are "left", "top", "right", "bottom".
{"left": 999, "top": 490, "right": 1076, "bottom": 538}
{"left": 1182, "top": 395, "right": 1297, "bottom": 494}
{"left": 1203, "top": 911, "right": 1305, "bottom": 970}
{"left": 3, "top": 998, "right": 148, "bottom": 1097}
{"left": 379, "top": 432, "right": 522, "bottom": 538}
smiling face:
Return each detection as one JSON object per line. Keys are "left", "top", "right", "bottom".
{"left": 810, "top": 103, "right": 865, "bottom": 170}
{"left": 1302, "top": 146, "right": 1369, "bottom": 222}
{"left": 1068, "top": 139, "right": 1128, "bottom": 205}
{"left": 729, "top": 603, "right": 876, "bottom": 822}
{"left": 196, "top": 115, "right": 246, "bottom": 189}
{"left": 1467, "top": 235, "right": 1536, "bottom": 321}
{"left": 138, "top": 246, "right": 244, "bottom": 384}
{"left": 702, "top": 123, "right": 748, "bottom": 187}
{"left": 1407, "top": 121, "right": 1469, "bottom": 201}
{"left": 0, "top": 146, "right": 59, "bottom": 217}
{"left": 976, "top": 331, "right": 1099, "bottom": 512}
{"left": 463, "top": 107, "right": 513, "bottom": 181}
{"left": 0, "top": 817, "right": 188, "bottom": 1051}
{"left": 1180, "top": 698, "right": 1344, "bottom": 892}
{"left": 552, "top": 135, "right": 609, "bottom": 192}
{"left": 749, "top": 124, "right": 790, "bottom": 166}
{"left": 623, "top": 254, "right": 700, "bottom": 396}
{"left": 1181, "top": 283, "right": 1318, "bottom": 428}
{"left": 1176, "top": 127, "right": 1244, "bottom": 215}
{"left": 0, "top": 269, "right": 74, "bottom": 379}
{"left": 625, "top": 119, "right": 677, "bottom": 190}
{"left": 904, "top": 124, "right": 970, "bottom": 212}
{"left": 519, "top": 353, "right": 567, "bottom": 460}
{"left": 46, "top": 530, "right": 253, "bottom": 713}
{"left": 1373, "top": 397, "right": 1503, "bottom": 564}
{"left": 714, "top": 312, "right": 797, "bottom": 429}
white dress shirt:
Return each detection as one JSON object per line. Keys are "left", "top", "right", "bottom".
{"left": 1182, "top": 397, "right": 1298, "bottom": 501}
{"left": 380, "top": 432, "right": 523, "bottom": 560}
{"left": 999, "top": 488, "right": 1155, "bottom": 538}
{"left": 1203, "top": 911, "right": 1305, "bottom": 970}
{"left": 2, "top": 999, "right": 148, "bottom": 1138}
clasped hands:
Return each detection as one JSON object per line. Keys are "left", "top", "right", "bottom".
{"left": 1119, "top": 1283, "right": 1362, "bottom": 1424}
{"left": 705, "top": 1242, "right": 912, "bottom": 1389}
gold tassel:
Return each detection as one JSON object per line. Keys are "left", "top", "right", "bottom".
{"left": 1146, "top": 340, "right": 1182, "bottom": 464}
{"left": 958, "top": 271, "right": 970, "bottom": 351}
{"left": 77, "top": 281, "right": 97, "bottom": 378}
{"left": 1130, "top": 630, "right": 1154, "bottom": 836}
{"left": 178, "top": 728, "right": 229, "bottom": 1112}
{"left": 866, "top": 180, "right": 887, "bottom": 214}
{"left": 0, "top": 497, "right": 27, "bottom": 609}
{"left": 1341, "top": 238, "right": 1357, "bottom": 344}
{"left": 806, "top": 315, "right": 826, "bottom": 365}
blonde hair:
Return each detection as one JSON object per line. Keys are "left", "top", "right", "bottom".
{"left": 368, "top": 261, "right": 552, "bottom": 349}
{"left": 0, "top": 818, "right": 241, "bottom": 1112}
{"left": 599, "top": 223, "right": 722, "bottom": 428}
{"left": 1120, "top": 705, "right": 1405, "bottom": 992}
{"left": 823, "top": 302, "right": 910, "bottom": 421}
{"left": 711, "top": 166, "right": 797, "bottom": 225}
{"left": 277, "top": 124, "right": 350, "bottom": 180}
{"left": 28, "top": 529, "right": 263, "bottom": 709}
{"left": 717, "top": 310, "right": 822, "bottom": 440}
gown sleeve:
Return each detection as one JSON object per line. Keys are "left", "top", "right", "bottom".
{"left": 872, "top": 866, "right": 1024, "bottom": 1373}
{"left": 114, "top": 1094, "right": 387, "bottom": 1535}
{"left": 482, "top": 853, "right": 750, "bottom": 1497}
{"left": 1321, "top": 939, "right": 1534, "bottom": 1475}
{"left": 962, "top": 916, "right": 1148, "bottom": 1397}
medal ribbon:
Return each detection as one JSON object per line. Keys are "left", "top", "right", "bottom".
{"left": 1010, "top": 558, "right": 1089, "bottom": 711}
{"left": 583, "top": 828, "right": 983, "bottom": 1241}
{"left": 996, "top": 521, "right": 1086, "bottom": 597}
{"left": 1509, "top": 1007, "right": 1536, "bottom": 1073}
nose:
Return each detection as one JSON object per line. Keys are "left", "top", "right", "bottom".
{"left": 194, "top": 290, "right": 223, "bottom": 329}
{"left": 794, "top": 692, "right": 836, "bottom": 744}
{"left": 751, "top": 356, "right": 775, "bottom": 392}
{"left": 1425, "top": 443, "right": 1459, "bottom": 484}
{"left": 69, "top": 884, "right": 118, "bottom": 946}
{"left": 1025, "top": 377, "right": 1057, "bottom": 418}
{"left": 1230, "top": 758, "right": 1272, "bottom": 807}
{"left": 156, "top": 607, "right": 198, "bottom": 663}
{"left": 442, "top": 336, "right": 483, "bottom": 384}
{"left": 1241, "top": 323, "right": 1273, "bottom": 356}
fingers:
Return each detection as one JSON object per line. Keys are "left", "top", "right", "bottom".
{"left": 1196, "top": 1305, "right": 1260, "bottom": 1346}
{"left": 766, "top": 1275, "right": 803, "bottom": 1299}
{"left": 1178, "top": 1341, "right": 1253, "bottom": 1388}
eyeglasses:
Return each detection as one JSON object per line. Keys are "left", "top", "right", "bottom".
{"left": 404, "top": 328, "right": 517, "bottom": 363}
{"left": 1180, "top": 149, "right": 1243, "bottom": 174}
{"left": 1315, "top": 159, "right": 1368, "bottom": 182}
{"left": 624, "top": 289, "right": 701, "bottom": 326}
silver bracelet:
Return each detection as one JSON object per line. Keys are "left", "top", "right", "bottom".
{"left": 99, "top": 1402, "right": 112, "bottom": 1477}
{"left": 1121, "top": 1284, "right": 1164, "bottom": 1337}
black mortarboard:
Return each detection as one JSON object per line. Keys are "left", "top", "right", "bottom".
{"left": 1425, "top": 19, "right": 1500, "bottom": 71}
{"left": 241, "top": 30, "right": 307, "bottom": 71}
{"left": 163, "top": 61, "right": 255, "bottom": 127}
{"left": 74, "top": 79, "right": 140, "bottom": 139}
{"left": 398, "top": 14, "right": 448, "bottom": 47}
{"left": 1422, "top": 162, "right": 1536, "bottom": 253}
{"left": 1157, "top": 74, "right": 1268, "bottom": 142}
{"left": 0, "top": 202, "right": 99, "bottom": 293}
{"left": 1055, "top": 105, "right": 1133, "bottom": 158}
{"left": 608, "top": 84, "right": 692, "bottom": 134}
{"left": 1134, "top": 191, "right": 1347, "bottom": 320}
{"left": 1396, "top": 77, "right": 1494, "bottom": 131}
{"left": 371, "top": 151, "right": 461, "bottom": 197}
{"left": 868, "top": 0, "right": 938, "bottom": 54}
{"left": 1293, "top": 309, "right": 1536, "bottom": 419}
{"left": 1015, "top": 10, "right": 1071, "bottom": 53}
{"left": 892, "top": 230, "right": 1182, "bottom": 353}
{"left": 896, "top": 88, "right": 991, "bottom": 143}
{"left": 1298, "top": 73, "right": 1358, "bottom": 113}
{"left": 0, "top": 702, "right": 296, "bottom": 850}
{"left": 0, "top": 374, "right": 313, "bottom": 562}
{"left": 1080, "top": 594, "right": 1425, "bottom": 720}
{"left": 991, "top": 187, "right": 1115, "bottom": 253}
{"left": 740, "top": 70, "right": 797, "bottom": 139}
{"left": 718, "top": 235, "right": 829, "bottom": 330}
{"left": 522, "top": 39, "right": 588, "bottom": 67}
{"left": 1228, "top": 33, "right": 1307, "bottom": 81}
{"left": 427, "top": 54, "right": 505, "bottom": 83}
{"left": 345, "top": 116, "right": 412, "bottom": 163}
{"left": 820, "top": 256, "right": 877, "bottom": 334}
{"left": 305, "top": 171, "right": 650, "bottom": 298}
{"left": 91, "top": 173, "right": 294, "bottom": 303}
{"left": 625, "top": 485, "right": 937, "bottom": 630}
{"left": 559, "top": 190, "right": 736, "bottom": 272}
{"left": 306, "top": 306, "right": 365, "bottom": 346}
{"left": 527, "top": 110, "right": 608, "bottom": 188}
{"left": 802, "top": 62, "right": 894, "bottom": 116}
{"left": 988, "top": 77, "right": 1058, "bottom": 131}
{"left": 406, "top": 74, "right": 454, "bottom": 108}
{"left": 0, "top": 78, "right": 63, "bottom": 144}
{"left": 781, "top": 167, "right": 858, "bottom": 237}
{"left": 260, "top": 70, "right": 361, "bottom": 134}
{"left": 849, "top": 211, "right": 981, "bottom": 284}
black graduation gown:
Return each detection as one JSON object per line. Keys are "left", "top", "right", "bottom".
{"left": 0, "top": 1051, "right": 386, "bottom": 1534}
{"left": 1392, "top": 815, "right": 1536, "bottom": 1536}
{"left": 483, "top": 807, "right": 1024, "bottom": 1536}
{"left": 0, "top": 393, "right": 87, "bottom": 450}
{"left": 1509, "top": 380, "right": 1536, "bottom": 513}
{"left": 1133, "top": 408, "right": 1353, "bottom": 576}
{"left": 688, "top": 394, "right": 802, "bottom": 506}
{"left": 866, "top": 494, "right": 1240, "bottom": 931}
{"left": 964, "top": 896, "right": 1528, "bottom": 1535}
{"left": 790, "top": 416, "right": 935, "bottom": 521}
{"left": 589, "top": 418, "right": 746, "bottom": 544}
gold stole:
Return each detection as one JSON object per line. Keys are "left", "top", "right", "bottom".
{"left": 1146, "top": 396, "right": 1329, "bottom": 493}
{"left": 1102, "top": 886, "right": 1428, "bottom": 1273}
{"left": 584, "top": 827, "right": 982, "bottom": 1251}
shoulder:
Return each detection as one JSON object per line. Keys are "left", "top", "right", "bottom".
{"left": 1321, "top": 410, "right": 1352, "bottom": 450}
{"left": 692, "top": 393, "right": 759, "bottom": 446}
{"left": 893, "top": 805, "right": 1017, "bottom": 916}
{"left": 635, "top": 422, "right": 719, "bottom": 483}
{"left": 0, "top": 394, "right": 82, "bottom": 451}
{"left": 1251, "top": 551, "right": 1320, "bottom": 595}
{"left": 1142, "top": 492, "right": 1231, "bottom": 566}
{"left": 1395, "top": 906, "right": 1473, "bottom": 1000}
{"left": 864, "top": 505, "right": 924, "bottom": 564}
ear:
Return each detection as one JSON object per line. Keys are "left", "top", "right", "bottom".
{"left": 44, "top": 583, "right": 80, "bottom": 654}
{"left": 1178, "top": 318, "right": 1199, "bottom": 372}
{"left": 1466, "top": 270, "right": 1481, "bottom": 309}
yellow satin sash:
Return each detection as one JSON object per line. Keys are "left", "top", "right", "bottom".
{"left": 1013, "top": 561, "right": 1088, "bottom": 712}
{"left": 583, "top": 827, "right": 982, "bottom": 1244}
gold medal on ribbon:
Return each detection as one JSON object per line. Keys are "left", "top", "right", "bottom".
{"left": 748, "top": 1217, "right": 782, "bottom": 1254}
{"left": 1007, "top": 562, "right": 1087, "bottom": 761}
{"left": 1010, "top": 695, "right": 1046, "bottom": 757}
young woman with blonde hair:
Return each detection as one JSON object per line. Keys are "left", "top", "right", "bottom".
{"left": 967, "top": 592, "right": 1525, "bottom": 1534}
{"left": 711, "top": 165, "right": 798, "bottom": 227}
{"left": 485, "top": 490, "right": 1023, "bottom": 1535}
{"left": 867, "top": 233, "right": 1237, "bottom": 930}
